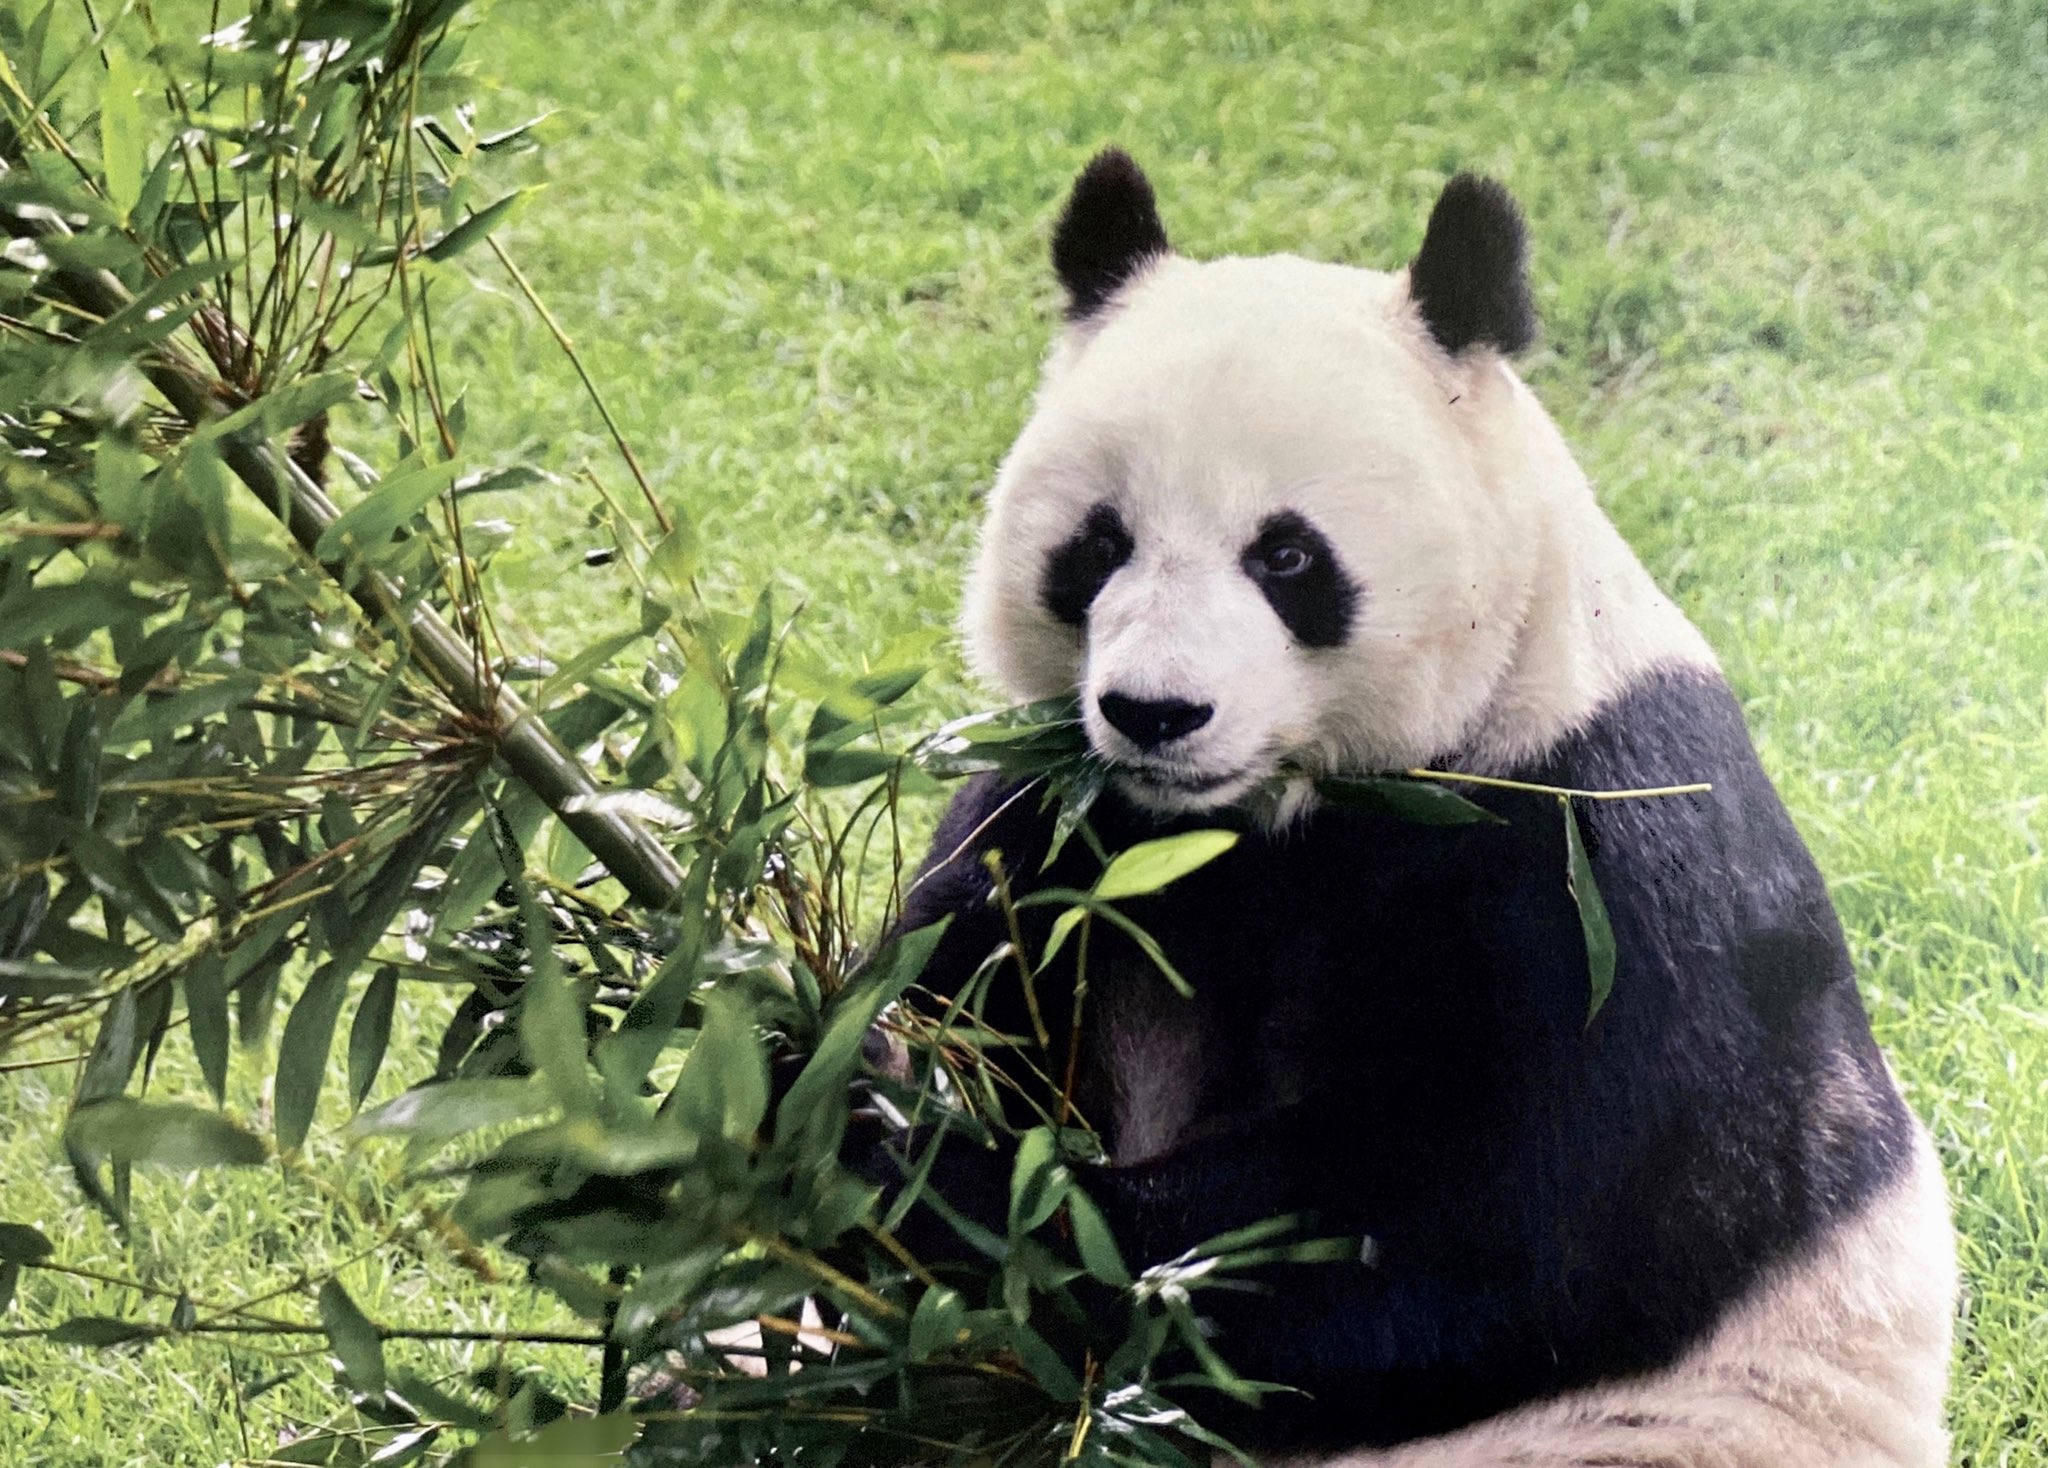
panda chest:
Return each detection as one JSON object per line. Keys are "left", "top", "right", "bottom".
{"left": 1073, "top": 915, "right": 1326, "bottom": 1167}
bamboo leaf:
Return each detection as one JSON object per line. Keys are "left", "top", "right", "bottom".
{"left": 907, "top": 1285, "right": 966, "bottom": 1361}
{"left": 772, "top": 918, "right": 949, "bottom": 1161}
{"left": 597, "top": 863, "right": 713, "bottom": 1092}
{"left": 351, "top": 1077, "right": 552, "bottom": 1147}
{"left": 646, "top": 519, "right": 700, "bottom": 598}
{"left": 312, "top": 459, "right": 462, "bottom": 563}
{"left": 1562, "top": 797, "right": 1618, "bottom": 1021}
{"left": 0, "top": 581, "right": 161, "bottom": 648}
{"left": 1066, "top": 1187, "right": 1131, "bottom": 1287}
{"left": 65, "top": 1098, "right": 267, "bottom": 1169}
{"left": 75, "top": 984, "right": 141, "bottom": 1106}
{"left": 1042, "top": 762, "right": 1107, "bottom": 870}
{"left": 519, "top": 896, "right": 593, "bottom": 1116}
{"left": 275, "top": 966, "right": 350, "bottom": 1152}
{"left": 63, "top": 824, "right": 183, "bottom": 940}
{"left": 1094, "top": 830, "right": 1238, "bottom": 901}
{"left": 423, "top": 186, "right": 539, "bottom": 262}
{"left": 468, "top": 1411, "right": 636, "bottom": 1466}
{"left": 99, "top": 48, "right": 144, "bottom": 221}
{"left": 191, "top": 371, "right": 360, "bottom": 449}
{"left": 1007, "top": 1125, "right": 1068, "bottom": 1236}
{"left": 1316, "top": 774, "right": 1504, "bottom": 825}
{"left": 183, "top": 955, "right": 230, "bottom": 1104}
{"left": 317, "top": 1278, "right": 387, "bottom": 1396}
{"left": 51, "top": 1315, "right": 152, "bottom": 1348}
{"left": 666, "top": 988, "right": 768, "bottom": 1144}
{"left": 347, "top": 967, "right": 400, "bottom": 1109}
{"left": 0, "top": 1223, "right": 54, "bottom": 1264}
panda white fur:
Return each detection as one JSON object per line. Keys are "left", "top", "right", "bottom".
{"left": 890, "top": 150, "right": 1955, "bottom": 1465}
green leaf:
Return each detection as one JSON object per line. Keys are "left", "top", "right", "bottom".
{"left": 534, "top": 628, "right": 647, "bottom": 709}
{"left": 65, "top": 1099, "right": 267, "bottom": 1169}
{"left": 806, "top": 666, "right": 926, "bottom": 745}
{"left": 1007, "top": 1125, "right": 1069, "bottom": 1236}
{"left": 732, "top": 589, "right": 776, "bottom": 695}
{"left": 75, "top": 983, "right": 140, "bottom": 1106}
{"left": 386, "top": 1372, "right": 493, "bottom": 1432}
{"left": 107, "top": 675, "right": 263, "bottom": 746}
{"left": 347, "top": 967, "right": 399, "bottom": 1109}
{"left": 0, "top": 1223, "right": 54, "bottom": 1264}
{"left": 519, "top": 900, "right": 593, "bottom": 1116}
{"left": 468, "top": 1410, "right": 636, "bottom": 1466}
{"left": 667, "top": 988, "right": 768, "bottom": 1144}
{"left": 183, "top": 955, "right": 230, "bottom": 1104}
{"left": 1020, "top": 888, "right": 1198, "bottom": 996}
{"left": 424, "top": 187, "right": 539, "bottom": 262}
{"left": 351, "top": 1077, "right": 552, "bottom": 1148}
{"left": 1562, "top": 797, "right": 1618, "bottom": 1022}
{"left": 646, "top": 518, "right": 700, "bottom": 597}
{"left": 1093, "top": 830, "right": 1239, "bottom": 902}
{"left": 86, "top": 258, "right": 234, "bottom": 352}
{"left": 1066, "top": 1187, "right": 1131, "bottom": 1287}
{"left": 0, "top": 581, "right": 160, "bottom": 648}
{"left": 317, "top": 1279, "right": 387, "bottom": 1396}
{"left": 1042, "top": 763, "right": 1107, "bottom": 870}
{"left": 1315, "top": 775, "right": 1504, "bottom": 825}
{"left": 907, "top": 1285, "right": 966, "bottom": 1361}
{"left": 275, "top": 966, "right": 350, "bottom": 1152}
{"left": 312, "top": 458, "right": 462, "bottom": 562}
{"left": 193, "top": 371, "right": 359, "bottom": 449}
{"left": 803, "top": 746, "right": 902, "bottom": 789}
{"left": 772, "top": 919, "right": 950, "bottom": 1162}
{"left": 63, "top": 823, "right": 183, "bottom": 940}
{"left": 0, "top": 960, "right": 99, "bottom": 1000}
{"left": 1037, "top": 904, "right": 1087, "bottom": 974}
{"left": 612, "top": 1246, "right": 725, "bottom": 1339}
{"left": 596, "top": 864, "right": 713, "bottom": 1093}
{"left": 51, "top": 1315, "right": 152, "bottom": 1348}
{"left": 57, "top": 689, "right": 101, "bottom": 824}
{"left": 99, "top": 48, "right": 144, "bottom": 221}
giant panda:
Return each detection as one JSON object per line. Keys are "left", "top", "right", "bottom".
{"left": 885, "top": 150, "right": 1956, "bottom": 1466}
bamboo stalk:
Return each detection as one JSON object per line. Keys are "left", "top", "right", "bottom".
{"left": 24, "top": 248, "right": 687, "bottom": 913}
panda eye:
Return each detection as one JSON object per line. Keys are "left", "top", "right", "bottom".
{"left": 1042, "top": 504, "right": 1136, "bottom": 626}
{"left": 1083, "top": 528, "right": 1127, "bottom": 566}
{"left": 1255, "top": 542, "right": 1314, "bottom": 579}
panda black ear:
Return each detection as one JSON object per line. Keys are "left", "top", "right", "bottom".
{"left": 1052, "top": 148, "right": 1170, "bottom": 321}
{"left": 1409, "top": 174, "right": 1537, "bottom": 356}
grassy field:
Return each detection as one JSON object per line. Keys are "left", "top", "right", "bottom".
{"left": 5, "top": 0, "right": 2047, "bottom": 1462}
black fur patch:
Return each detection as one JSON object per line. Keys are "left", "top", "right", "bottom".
{"left": 1052, "top": 148, "right": 1171, "bottom": 321}
{"left": 1041, "top": 503, "right": 1134, "bottom": 625}
{"left": 1409, "top": 174, "right": 1537, "bottom": 356}
{"left": 892, "top": 665, "right": 1912, "bottom": 1450}
{"left": 1241, "top": 511, "right": 1360, "bottom": 648}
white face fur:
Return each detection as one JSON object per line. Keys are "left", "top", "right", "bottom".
{"left": 962, "top": 168, "right": 1714, "bottom": 816}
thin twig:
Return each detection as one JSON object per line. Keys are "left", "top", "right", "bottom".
{"left": 1404, "top": 768, "right": 1713, "bottom": 801}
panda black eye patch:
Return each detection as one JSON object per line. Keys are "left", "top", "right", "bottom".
{"left": 1041, "top": 503, "right": 1135, "bottom": 626}
{"left": 1241, "top": 511, "right": 1358, "bottom": 648}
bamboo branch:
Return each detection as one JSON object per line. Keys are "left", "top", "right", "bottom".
{"left": 14, "top": 238, "right": 687, "bottom": 913}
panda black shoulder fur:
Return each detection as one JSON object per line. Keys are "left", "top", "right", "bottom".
{"left": 890, "top": 150, "right": 1955, "bottom": 1465}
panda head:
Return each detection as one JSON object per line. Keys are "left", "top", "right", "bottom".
{"left": 964, "top": 149, "right": 1578, "bottom": 816}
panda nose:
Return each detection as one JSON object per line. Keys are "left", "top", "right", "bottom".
{"left": 1097, "top": 692, "right": 1214, "bottom": 750}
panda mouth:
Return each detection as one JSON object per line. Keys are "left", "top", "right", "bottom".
{"left": 1117, "top": 761, "right": 1249, "bottom": 796}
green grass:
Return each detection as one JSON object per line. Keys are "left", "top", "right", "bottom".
{"left": 6, "top": 0, "right": 2048, "bottom": 1461}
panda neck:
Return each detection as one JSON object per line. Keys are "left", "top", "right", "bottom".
{"left": 1459, "top": 414, "right": 1718, "bottom": 774}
